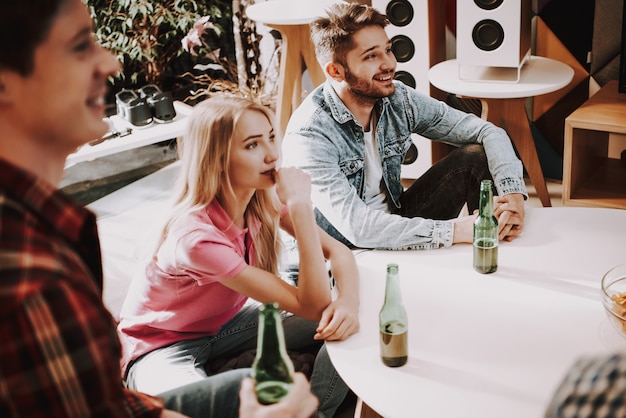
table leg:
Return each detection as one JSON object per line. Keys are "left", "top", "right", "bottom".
{"left": 481, "top": 97, "right": 552, "bottom": 207}
{"left": 355, "top": 398, "right": 384, "bottom": 418}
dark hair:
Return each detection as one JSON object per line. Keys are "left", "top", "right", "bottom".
{"left": 0, "top": 0, "right": 67, "bottom": 75}
{"left": 310, "top": 2, "right": 389, "bottom": 67}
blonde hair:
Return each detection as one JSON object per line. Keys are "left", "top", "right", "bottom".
{"left": 155, "top": 96, "right": 282, "bottom": 274}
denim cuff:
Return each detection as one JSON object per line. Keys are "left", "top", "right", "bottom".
{"left": 496, "top": 177, "right": 528, "bottom": 199}
{"left": 433, "top": 220, "right": 454, "bottom": 248}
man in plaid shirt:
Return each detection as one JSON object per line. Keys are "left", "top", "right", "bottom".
{"left": 0, "top": 0, "right": 318, "bottom": 417}
{"left": 544, "top": 354, "right": 626, "bottom": 418}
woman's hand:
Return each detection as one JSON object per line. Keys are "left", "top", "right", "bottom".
{"left": 314, "top": 297, "right": 360, "bottom": 341}
{"left": 274, "top": 167, "right": 312, "bottom": 208}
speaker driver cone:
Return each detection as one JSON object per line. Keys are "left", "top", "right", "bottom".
{"left": 390, "top": 35, "right": 415, "bottom": 62}
{"left": 394, "top": 70, "right": 416, "bottom": 89}
{"left": 473, "top": 0, "right": 504, "bottom": 10}
{"left": 472, "top": 19, "right": 504, "bottom": 51}
{"left": 386, "top": 0, "right": 414, "bottom": 27}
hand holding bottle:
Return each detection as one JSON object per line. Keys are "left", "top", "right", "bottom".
{"left": 239, "top": 373, "right": 318, "bottom": 418}
{"left": 453, "top": 192, "right": 525, "bottom": 245}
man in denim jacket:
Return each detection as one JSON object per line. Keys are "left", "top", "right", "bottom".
{"left": 283, "top": 2, "right": 527, "bottom": 250}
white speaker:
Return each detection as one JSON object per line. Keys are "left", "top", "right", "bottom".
{"left": 371, "top": 0, "right": 445, "bottom": 179}
{"left": 456, "top": 0, "right": 531, "bottom": 81}
{"left": 372, "top": 0, "right": 432, "bottom": 93}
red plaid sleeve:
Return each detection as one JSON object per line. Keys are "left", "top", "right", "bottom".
{"left": 0, "top": 283, "right": 164, "bottom": 417}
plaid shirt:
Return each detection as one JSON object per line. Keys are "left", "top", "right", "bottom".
{"left": 0, "top": 158, "right": 163, "bottom": 417}
{"left": 544, "top": 353, "right": 626, "bottom": 418}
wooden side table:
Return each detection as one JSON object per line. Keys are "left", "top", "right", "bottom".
{"left": 245, "top": 0, "right": 338, "bottom": 135}
{"left": 428, "top": 56, "right": 574, "bottom": 207}
{"left": 65, "top": 101, "right": 193, "bottom": 168}
{"left": 562, "top": 80, "right": 626, "bottom": 209}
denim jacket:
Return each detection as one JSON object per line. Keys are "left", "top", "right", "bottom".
{"left": 283, "top": 81, "right": 527, "bottom": 250}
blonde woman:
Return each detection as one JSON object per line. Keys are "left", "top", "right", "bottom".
{"left": 118, "top": 96, "right": 360, "bottom": 417}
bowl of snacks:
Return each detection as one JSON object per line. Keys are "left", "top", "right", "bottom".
{"left": 601, "top": 263, "right": 626, "bottom": 337}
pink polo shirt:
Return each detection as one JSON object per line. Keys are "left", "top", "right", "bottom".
{"left": 118, "top": 200, "right": 273, "bottom": 373}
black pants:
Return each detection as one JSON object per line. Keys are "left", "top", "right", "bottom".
{"left": 398, "top": 144, "right": 492, "bottom": 220}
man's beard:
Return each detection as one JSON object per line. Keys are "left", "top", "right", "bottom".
{"left": 344, "top": 68, "right": 395, "bottom": 105}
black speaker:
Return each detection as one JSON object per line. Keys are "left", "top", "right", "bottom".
{"left": 618, "top": 2, "right": 626, "bottom": 93}
{"left": 457, "top": 0, "right": 531, "bottom": 76}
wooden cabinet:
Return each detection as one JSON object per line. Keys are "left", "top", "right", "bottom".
{"left": 563, "top": 80, "right": 626, "bottom": 209}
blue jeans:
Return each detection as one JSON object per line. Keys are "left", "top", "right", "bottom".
{"left": 126, "top": 298, "right": 348, "bottom": 418}
{"left": 157, "top": 369, "right": 249, "bottom": 418}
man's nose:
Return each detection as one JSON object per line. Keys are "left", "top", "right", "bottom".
{"left": 382, "top": 51, "right": 397, "bottom": 69}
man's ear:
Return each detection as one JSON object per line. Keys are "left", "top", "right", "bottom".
{"left": 324, "top": 61, "right": 345, "bottom": 82}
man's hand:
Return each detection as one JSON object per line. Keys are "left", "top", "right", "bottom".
{"left": 314, "top": 297, "right": 360, "bottom": 341}
{"left": 493, "top": 193, "right": 525, "bottom": 242}
{"left": 452, "top": 213, "right": 478, "bottom": 244}
{"left": 239, "top": 373, "right": 318, "bottom": 418}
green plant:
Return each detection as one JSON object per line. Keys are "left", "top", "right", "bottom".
{"left": 87, "top": 0, "right": 232, "bottom": 90}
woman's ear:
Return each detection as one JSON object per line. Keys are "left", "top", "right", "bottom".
{"left": 324, "top": 61, "right": 345, "bottom": 83}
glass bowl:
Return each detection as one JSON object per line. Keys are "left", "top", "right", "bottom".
{"left": 601, "top": 263, "right": 626, "bottom": 338}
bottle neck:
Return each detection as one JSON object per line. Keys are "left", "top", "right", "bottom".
{"left": 478, "top": 182, "right": 494, "bottom": 217}
{"left": 259, "top": 313, "right": 281, "bottom": 353}
{"left": 384, "top": 271, "right": 403, "bottom": 305}
{"left": 257, "top": 304, "right": 290, "bottom": 360}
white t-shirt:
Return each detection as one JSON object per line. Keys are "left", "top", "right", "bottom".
{"left": 363, "top": 119, "right": 388, "bottom": 211}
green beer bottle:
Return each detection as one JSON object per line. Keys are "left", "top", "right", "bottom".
{"left": 252, "top": 302, "right": 295, "bottom": 404}
{"left": 473, "top": 179, "right": 498, "bottom": 274}
{"left": 379, "top": 263, "right": 408, "bottom": 367}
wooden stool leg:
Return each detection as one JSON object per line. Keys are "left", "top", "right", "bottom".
{"left": 273, "top": 31, "right": 298, "bottom": 135}
{"left": 266, "top": 24, "right": 306, "bottom": 135}
{"left": 302, "top": 36, "right": 325, "bottom": 87}
{"left": 482, "top": 98, "right": 552, "bottom": 207}
{"left": 264, "top": 23, "right": 326, "bottom": 136}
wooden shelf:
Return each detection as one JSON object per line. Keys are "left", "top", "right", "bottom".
{"left": 563, "top": 80, "right": 626, "bottom": 209}
{"left": 65, "top": 101, "right": 192, "bottom": 168}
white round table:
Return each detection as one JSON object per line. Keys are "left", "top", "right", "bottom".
{"left": 428, "top": 56, "right": 574, "bottom": 208}
{"left": 246, "top": 0, "right": 339, "bottom": 25}
{"left": 429, "top": 56, "right": 573, "bottom": 99}
{"left": 327, "top": 207, "right": 626, "bottom": 418}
